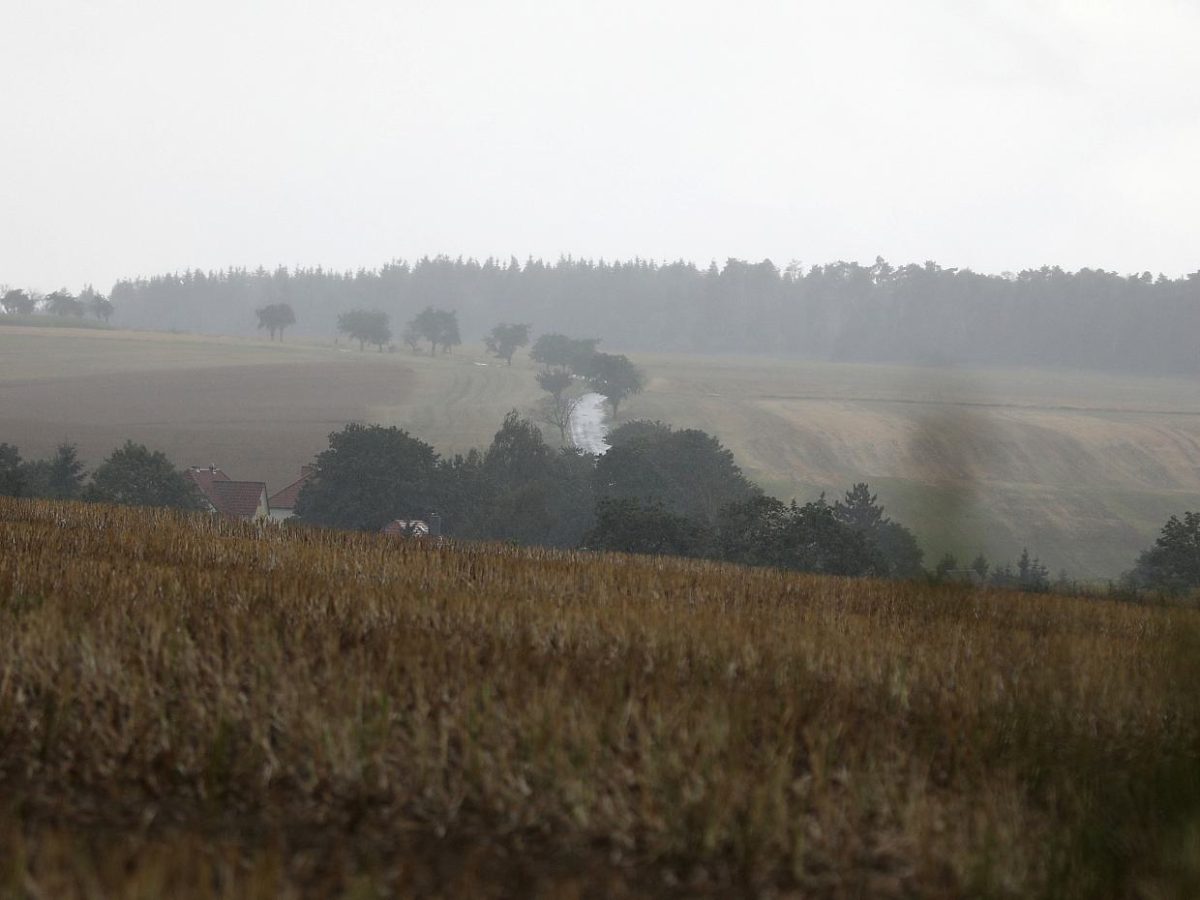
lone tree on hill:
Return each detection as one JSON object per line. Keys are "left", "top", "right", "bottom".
{"left": 82, "top": 441, "right": 202, "bottom": 509}
{"left": 337, "top": 309, "right": 392, "bottom": 351}
{"left": 484, "top": 322, "right": 531, "bottom": 365}
{"left": 256, "top": 302, "right": 296, "bottom": 340}
{"left": 408, "top": 307, "right": 462, "bottom": 355}
{"left": 581, "top": 352, "right": 645, "bottom": 417}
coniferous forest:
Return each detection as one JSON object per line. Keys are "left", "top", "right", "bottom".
{"left": 109, "top": 257, "right": 1200, "bottom": 375}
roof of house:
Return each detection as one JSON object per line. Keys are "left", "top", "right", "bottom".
{"left": 186, "top": 467, "right": 267, "bottom": 519}
{"left": 187, "top": 466, "right": 231, "bottom": 498}
{"left": 268, "top": 468, "right": 314, "bottom": 509}
{"left": 208, "top": 480, "right": 268, "bottom": 518}
{"left": 381, "top": 519, "right": 429, "bottom": 537}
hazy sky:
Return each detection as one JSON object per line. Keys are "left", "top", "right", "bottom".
{"left": 3, "top": 0, "right": 1198, "bottom": 292}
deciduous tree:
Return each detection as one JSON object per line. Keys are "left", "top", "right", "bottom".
{"left": 2, "top": 289, "right": 36, "bottom": 315}
{"left": 484, "top": 322, "right": 531, "bottom": 365}
{"left": 295, "top": 424, "right": 440, "bottom": 531}
{"left": 580, "top": 352, "right": 645, "bottom": 417}
{"left": 83, "top": 441, "right": 202, "bottom": 509}
{"left": 337, "top": 309, "right": 391, "bottom": 351}
{"left": 529, "top": 334, "right": 599, "bottom": 370}
{"left": 256, "top": 302, "right": 296, "bottom": 340}
{"left": 45, "top": 290, "right": 84, "bottom": 317}
{"left": 409, "top": 307, "right": 461, "bottom": 355}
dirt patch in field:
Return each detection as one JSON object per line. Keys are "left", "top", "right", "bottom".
{"left": 0, "top": 362, "right": 414, "bottom": 492}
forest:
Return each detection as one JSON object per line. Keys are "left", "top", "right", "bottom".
{"left": 108, "top": 256, "right": 1200, "bottom": 375}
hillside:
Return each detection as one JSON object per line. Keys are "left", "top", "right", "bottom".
{"left": 4, "top": 325, "right": 1200, "bottom": 576}
{"left": 2, "top": 498, "right": 1199, "bottom": 897}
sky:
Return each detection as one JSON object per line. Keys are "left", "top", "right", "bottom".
{"left": 2, "top": 0, "right": 1198, "bottom": 293}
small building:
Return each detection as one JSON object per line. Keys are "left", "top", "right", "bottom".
{"left": 186, "top": 466, "right": 270, "bottom": 521}
{"left": 381, "top": 518, "right": 430, "bottom": 537}
{"left": 381, "top": 513, "right": 442, "bottom": 539}
{"left": 268, "top": 465, "right": 316, "bottom": 521}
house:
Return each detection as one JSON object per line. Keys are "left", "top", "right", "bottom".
{"left": 186, "top": 466, "right": 270, "bottom": 520}
{"left": 268, "top": 465, "right": 316, "bottom": 521}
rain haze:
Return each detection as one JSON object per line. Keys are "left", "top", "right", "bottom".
{"left": 7, "top": 5, "right": 1200, "bottom": 893}
{"left": 2, "top": 0, "right": 1199, "bottom": 290}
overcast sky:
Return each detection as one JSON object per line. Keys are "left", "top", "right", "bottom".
{"left": 2, "top": 0, "right": 1198, "bottom": 292}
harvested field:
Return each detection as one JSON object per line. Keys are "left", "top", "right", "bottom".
{"left": 4, "top": 326, "right": 1200, "bottom": 576}
{"left": 0, "top": 360, "right": 414, "bottom": 494}
{"left": 2, "top": 498, "right": 1199, "bottom": 897}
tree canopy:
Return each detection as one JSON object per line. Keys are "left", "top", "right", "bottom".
{"left": 484, "top": 322, "right": 531, "bottom": 365}
{"left": 20, "top": 443, "right": 86, "bottom": 501}
{"left": 529, "top": 334, "right": 599, "bottom": 370}
{"left": 0, "top": 443, "right": 24, "bottom": 497}
{"left": 408, "top": 307, "right": 461, "bottom": 355}
{"left": 833, "top": 483, "right": 924, "bottom": 577}
{"left": 256, "top": 302, "right": 296, "bottom": 340}
{"left": 82, "top": 441, "right": 202, "bottom": 509}
{"left": 1127, "top": 511, "right": 1200, "bottom": 595}
{"left": 581, "top": 352, "right": 645, "bottom": 417}
{"left": 337, "top": 309, "right": 392, "bottom": 351}
{"left": 44, "top": 290, "right": 84, "bottom": 317}
{"left": 1, "top": 289, "right": 36, "bottom": 315}
{"left": 595, "top": 423, "right": 758, "bottom": 527}
{"left": 105, "top": 257, "right": 1200, "bottom": 378}
{"left": 295, "top": 424, "right": 440, "bottom": 531}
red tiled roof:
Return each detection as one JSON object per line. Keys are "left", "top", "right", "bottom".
{"left": 208, "top": 480, "right": 268, "bottom": 519}
{"left": 186, "top": 467, "right": 266, "bottom": 519}
{"left": 186, "top": 466, "right": 231, "bottom": 499}
{"left": 268, "top": 468, "right": 314, "bottom": 510}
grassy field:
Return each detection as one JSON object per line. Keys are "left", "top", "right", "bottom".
{"left": 3, "top": 325, "right": 1200, "bottom": 577}
{"left": 2, "top": 498, "right": 1200, "bottom": 897}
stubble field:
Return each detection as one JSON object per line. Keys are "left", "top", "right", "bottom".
{"left": 2, "top": 498, "right": 1199, "bottom": 897}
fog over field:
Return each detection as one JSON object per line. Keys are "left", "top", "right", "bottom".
{"left": 4, "top": 2, "right": 1200, "bottom": 895}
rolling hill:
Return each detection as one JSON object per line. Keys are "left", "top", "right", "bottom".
{"left": 3, "top": 324, "right": 1199, "bottom": 576}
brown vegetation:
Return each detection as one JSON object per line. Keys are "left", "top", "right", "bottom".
{"left": 2, "top": 498, "right": 1200, "bottom": 897}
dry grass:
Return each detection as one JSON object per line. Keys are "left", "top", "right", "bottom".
{"left": 2, "top": 500, "right": 1200, "bottom": 897}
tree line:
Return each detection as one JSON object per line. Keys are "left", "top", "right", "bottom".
{"left": 4, "top": 422, "right": 1197, "bottom": 594}
{"left": 1, "top": 286, "right": 113, "bottom": 321}
{"left": 292, "top": 414, "right": 925, "bottom": 579}
{"left": 0, "top": 441, "right": 201, "bottom": 508}
{"left": 109, "top": 256, "right": 1200, "bottom": 375}
{"left": 308, "top": 298, "right": 647, "bottom": 438}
